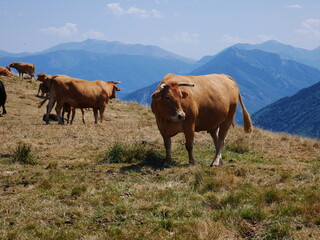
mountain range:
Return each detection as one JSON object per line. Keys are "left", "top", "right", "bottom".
{"left": 252, "top": 80, "right": 320, "bottom": 139}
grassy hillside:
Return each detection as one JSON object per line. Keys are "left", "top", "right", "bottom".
{"left": 0, "top": 75, "right": 320, "bottom": 239}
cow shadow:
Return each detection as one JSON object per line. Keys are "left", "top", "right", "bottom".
{"left": 119, "top": 158, "right": 165, "bottom": 174}
{"left": 119, "top": 158, "right": 188, "bottom": 174}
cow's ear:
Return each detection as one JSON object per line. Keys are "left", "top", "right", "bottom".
{"left": 152, "top": 90, "right": 161, "bottom": 101}
{"left": 181, "top": 91, "right": 189, "bottom": 99}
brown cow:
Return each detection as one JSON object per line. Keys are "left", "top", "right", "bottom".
{"left": 7, "top": 62, "right": 36, "bottom": 78}
{"left": 37, "top": 73, "right": 85, "bottom": 124}
{"left": 44, "top": 75, "right": 120, "bottom": 124}
{"left": 0, "top": 66, "right": 12, "bottom": 76}
{"left": 151, "top": 73, "right": 252, "bottom": 167}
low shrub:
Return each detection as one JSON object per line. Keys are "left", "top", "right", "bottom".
{"left": 11, "top": 143, "right": 37, "bottom": 165}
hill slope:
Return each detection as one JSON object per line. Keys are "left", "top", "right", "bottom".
{"left": 252, "top": 81, "right": 320, "bottom": 139}
{"left": 0, "top": 75, "right": 320, "bottom": 239}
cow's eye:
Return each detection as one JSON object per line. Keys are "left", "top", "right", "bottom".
{"left": 165, "top": 96, "right": 170, "bottom": 100}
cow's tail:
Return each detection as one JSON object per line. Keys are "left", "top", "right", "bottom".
{"left": 238, "top": 93, "right": 253, "bottom": 133}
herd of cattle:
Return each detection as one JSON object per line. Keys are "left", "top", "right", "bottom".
{"left": 0, "top": 61, "right": 253, "bottom": 166}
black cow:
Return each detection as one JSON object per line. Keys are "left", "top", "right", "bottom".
{"left": 0, "top": 81, "right": 7, "bottom": 116}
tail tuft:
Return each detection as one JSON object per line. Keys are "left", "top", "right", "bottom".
{"left": 239, "top": 94, "right": 253, "bottom": 133}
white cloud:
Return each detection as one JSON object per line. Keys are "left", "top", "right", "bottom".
{"left": 41, "top": 23, "right": 78, "bottom": 38}
{"left": 286, "top": 4, "right": 302, "bottom": 9}
{"left": 107, "top": 2, "right": 164, "bottom": 18}
{"left": 296, "top": 19, "right": 320, "bottom": 38}
{"left": 161, "top": 32, "right": 199, "bottom": 44}
{"left": 107, "top": 2, "right": 125, "bottom": 16}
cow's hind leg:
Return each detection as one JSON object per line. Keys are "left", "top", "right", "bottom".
{"left": 99, "top": 107, "right": 105, "bottom": 123}
{"left": 70, "top": 107, "right": 76, "bottom": 125}
{"left": 93, "top": 109, "right": 98, "bottom": 124}
{"left": 209, "top": 127, "right": 219, "bottom": 150}
{"left": 210, "top": 122, "right": 232, "bottom": 167}
{"left": 80, "top": 108, "right": 85, "bottom": 124}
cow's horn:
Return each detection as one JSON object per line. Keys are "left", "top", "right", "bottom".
{"left": 160, "top": 84, "right": 166, "bottom": 90}
{"left": 179, "top": 83, "right": 195, "bottom": 87}
{"left": 114, "top": 81, "right": 121, "bottom": 84}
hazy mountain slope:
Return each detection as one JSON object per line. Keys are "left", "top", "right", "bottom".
{"left": 252, "top": 81, "right": 320, "bottom": 139}
{"left": 0, "top": 50, "right": 195, "bottom": 97}
{"left": 235, "top": 40, "right": 320, "bottom": 70}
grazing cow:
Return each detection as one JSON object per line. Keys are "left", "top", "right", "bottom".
{"left": 0, "top": 81, "right": 7, "bottom": 116}
{"left": 37, "top": 73, "right": 85, "bottom": 124}
{"left": 44, "top": 75, "right": 120, "bottom": 124}
{"left": 0, "top": 66, "right": 12, "bottom": 76}
{"left": 7, "top": 62, "right": 36, "bottom": 78}
{"left": 151, "top": 73, "right": 253, "bottom": 167}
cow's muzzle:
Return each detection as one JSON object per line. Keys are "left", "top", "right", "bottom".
{"left": 172, "top": 111, "right": 186, "bottom": 121}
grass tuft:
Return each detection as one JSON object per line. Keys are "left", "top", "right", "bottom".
{"left": 11, "top": 142, "right": 37, "bottom": 165}
{"left": 100, "top": 142, "right": 165, "bottom": 165}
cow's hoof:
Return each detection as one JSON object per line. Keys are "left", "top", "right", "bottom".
{"left": 163, "top": 162, "right": 172, "bottom": 168}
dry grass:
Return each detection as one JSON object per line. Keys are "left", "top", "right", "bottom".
{"left": 0, "top": 75, "right": 319, "bottom": 239}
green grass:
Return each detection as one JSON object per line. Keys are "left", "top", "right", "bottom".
{"left": 100, "top": 142, "right": 165, "bottom": 166}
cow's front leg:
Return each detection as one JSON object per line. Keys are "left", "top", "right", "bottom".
{"left": 45, "top": 98, "right": 55, "bottom": 124}
{"left": 184, "top": 128, "right": 195, "bottom": 165}
{"left": 163, "top": 136, "right": 172, "bottom": 167}
{"left": 55, "top": 103, "right": 64, "bottom": 125}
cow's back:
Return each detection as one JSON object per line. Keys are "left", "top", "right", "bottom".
{"left": 52, "top": 76, "right": 107, "bottom": 108}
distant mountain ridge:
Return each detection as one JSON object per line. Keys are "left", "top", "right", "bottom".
{"left": 12, "top": 39, "right": 192, "bottom": 62}
{"left": 252, "top": 81, "right": 320, "bottom": 139}
{"left": 234, "top": 40, "right": 320, "bottom": 70}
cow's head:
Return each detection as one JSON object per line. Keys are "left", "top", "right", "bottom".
{"left": 108, "top": 81, "right": 121, "bottom": 99}
{"left": 152, "top": 81, "right": 194, "bottom": 121}
{"left": 9, "top": 62, "right": 15, "bottom": 68}
{"left": 37, "top": 73, "right": 46, "bottom": 82}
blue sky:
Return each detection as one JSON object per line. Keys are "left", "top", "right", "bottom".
{"left": 1, "top": 0, "right": 319, "bottom": 59}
